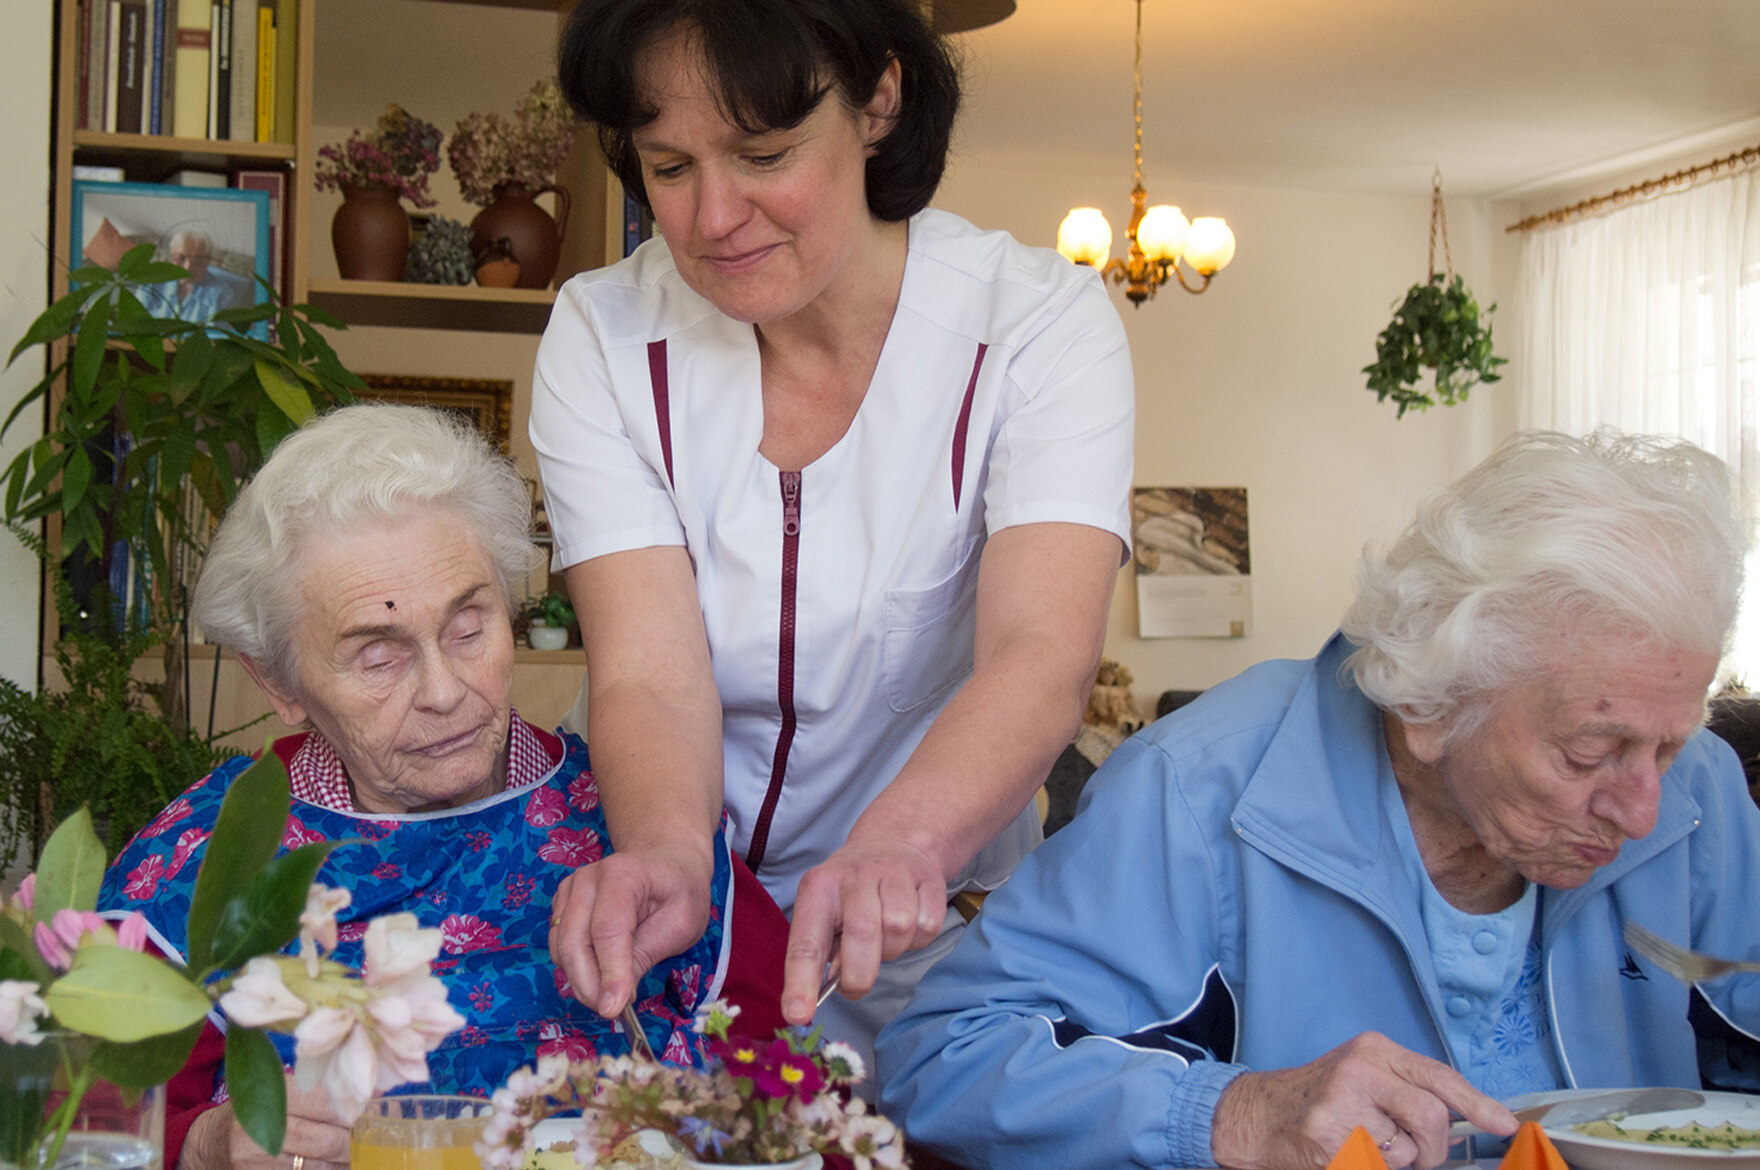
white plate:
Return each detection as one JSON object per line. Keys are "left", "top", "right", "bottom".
{"left": 1502, "top": 1089, "right": 1760, "bottom": 1169}
{"left": 523, "top": 1122, "right": 824, "bottom": 1170}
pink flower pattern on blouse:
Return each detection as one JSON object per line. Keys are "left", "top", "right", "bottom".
{"left": 536, "top": 825, "right": 603, "bottom": 868}
{"left": 440, "top": 913, "right": 504, "bottom": 953}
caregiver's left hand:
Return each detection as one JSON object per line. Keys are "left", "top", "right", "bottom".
{"left": 782, "top": 837, "right": 946, "bottom": 1025}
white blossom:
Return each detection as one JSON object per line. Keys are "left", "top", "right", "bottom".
{"left": 293, "top": 1006, "right": 378, "bottom": 1122}
{"left": 298, "top": 885, "right": 353, "bottom": 975}
{"left": 0, "top": 980, "right": 49, "bottom": 1046}
{"left": 218, "top": 958, "right": 309, "bottom": 1027}
{"left": 361, "top": 913, "right": 444, "bottom": 991}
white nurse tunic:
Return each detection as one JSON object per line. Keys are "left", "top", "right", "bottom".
{"left": 531, "top": 207, "right": 1135, "bottom": 917}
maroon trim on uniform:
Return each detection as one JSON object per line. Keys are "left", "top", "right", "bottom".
{"left": 951, "top": 343, "right": 988, "bottom": 509}
{"left": 648, "top": 339, "right": 675, "bottom": 488}
{"left": 745, "top": 470, "right": 802, "bottom": 874}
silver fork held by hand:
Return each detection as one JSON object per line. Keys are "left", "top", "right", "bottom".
{"left": 1625, "top": 920, "right": 1760, "bottom": 983}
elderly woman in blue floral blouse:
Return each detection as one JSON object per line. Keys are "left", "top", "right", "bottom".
{"left": 98, "top": 404, "right": 789, "bottom": 1170}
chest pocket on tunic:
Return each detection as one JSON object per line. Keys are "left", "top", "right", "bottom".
{"left": 882, "top": 549, "right": 980, "bottom": 714}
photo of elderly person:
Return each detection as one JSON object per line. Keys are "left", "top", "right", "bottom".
{"left": 533, "top": 0, "right": 1133, "bottom": 1087}
{"left": 141, "top": 229, "right": 254, "bottom": 324}
{"left": 97, "top": 404, "right": 790, "bottom": 1170}
{"left": 878, "top": 430, "right": 1760, "bottom": 1170}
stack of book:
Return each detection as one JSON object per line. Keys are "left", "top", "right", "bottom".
{"left": 75, "top": 0, "right": 299, "bottom": 143}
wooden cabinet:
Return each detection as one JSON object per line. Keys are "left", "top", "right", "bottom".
{"left": 52, "top": 0, "right": 622, "bottom": 334}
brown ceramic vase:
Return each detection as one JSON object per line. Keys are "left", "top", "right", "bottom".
{"left": 331, "top": 183, "right": 410, "bottom": 281}
{"left": 470, "top": 182, "right": 571, "bottom": 289}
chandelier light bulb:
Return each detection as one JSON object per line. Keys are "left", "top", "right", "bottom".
{"left": 1183, "top": 217, "right": 1237, "bottom": 275}
{"left": 1135, "top": 204, "right": 1190, "bottom": 262}
{"left": 1057, "top": 208, "right": 1114, "bottom": 267}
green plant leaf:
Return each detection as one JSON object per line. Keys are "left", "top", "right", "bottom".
{"left": 44, "top": 945, "right": 212, "bottom": 1041}
{"left": 226, "top": 1026, "right": 288, "bottom": 1156}
{"left": 6, "top": 286, "right": 102, "bottom": 367}
{"left": 186, "top": 751, "right": 292, "bottom": 973}
{"left": 70, "top": 297, "right": 112, "bottom": 403}
{"left": 34, "top": 807, "right": 106, "bottom": 918}
{"left": 210, "top": 840, "right": 347, "bottom": 970}
{"left": 253, "top": 360, "right": 316, "bottom": 426}
{"left": 113, "top": 242, "right": 162, "bottom": 281}
{"left": 60, "top": 446, "right": 93, "bottom": 514}
{"left": 0, "top": 916, "right": 52, "bottom": 983}
{"left": 91, "top": 1020, "right": 205, "bottom": 1089}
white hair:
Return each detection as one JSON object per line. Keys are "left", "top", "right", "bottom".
{"left": 191, "top": 402, "right": 541, "bottom": 683}
{"left": 1341, "top": 429, "right": 1747, "bottom": 743}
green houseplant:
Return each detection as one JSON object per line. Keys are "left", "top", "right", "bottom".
{"left": 1362, "top": 173, "right": 1507, "bottom": 418}
{"left": 1362, "top": 273, "right": 1507, "bottom": 418}
{"left": 524, "top": 593, "right": 576, "bottom": 651}
{"left": 0, "top": 243, "right": 362, "bottom": 864}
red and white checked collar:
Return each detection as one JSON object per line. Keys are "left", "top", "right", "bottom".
{"left": 286, "top": 710, "right": 563, "bottom": 813}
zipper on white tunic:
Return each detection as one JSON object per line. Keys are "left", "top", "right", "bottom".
{"left": 746, "top": 469, "right": 802, "bottom": 872}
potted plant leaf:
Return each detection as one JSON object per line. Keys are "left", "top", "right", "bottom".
{"left": 1362, "top": 174, "right": 1507, "bottom": 418}
{"left": 525, "top": 592, "right": 576, "bottom": 651}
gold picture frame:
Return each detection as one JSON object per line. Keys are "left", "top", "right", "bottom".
{"left": 357, "top": 374, "right": 513, "bottom": 452}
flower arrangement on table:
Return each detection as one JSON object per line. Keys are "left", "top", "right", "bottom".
{"left": 449, "top": 81, "right": 579, "bottom": 207}
{"left": 0, "top": 753, "right": 463, "bottom": 1169}
{"left": 315, "top": 103, "right": 445, "bottom": 208}
{"left": 477, "top": 1001, "right": 909, "bottom": 1170}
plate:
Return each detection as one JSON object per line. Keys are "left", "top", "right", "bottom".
{"left": 1504, "top": 1089, "right": 1760, "bottom": 1169}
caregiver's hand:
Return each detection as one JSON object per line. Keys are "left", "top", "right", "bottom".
{"left": 782, "top": 836, "right": 946, "bottom": 1025}
{"left": 548, "top": 842, "right": 713, "bottom": 1019}
{"left": 1209, "top": 1032, "right": 1517, "bottom": 1170}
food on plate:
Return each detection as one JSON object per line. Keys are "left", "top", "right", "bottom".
{"left": 525, "top": 1128, "right": 682, "bottom": 1170}
{"left": 1573, "top": 1117, "right": 1760, "bottom": 1150}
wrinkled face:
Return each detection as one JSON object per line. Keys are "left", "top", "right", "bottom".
{"left": 629, "top": 28, "right": 897, "bottom": 325}
{"left": 170, "top": 238, "right": 212, "bottom": 281}
{"left": 255, "top": 509, "right": 515, "bottom": 814}
{"left": 1410, "top": 631, "right": 1717, "bottom": 890}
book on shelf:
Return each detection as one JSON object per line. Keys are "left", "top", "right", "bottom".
{"left": 103, "top": 0, "right": 120, "bottom": 131}
{"left": 271, "top": 0, "right": 295, "bottom": 145}
{"left": 165, "top": 169, "right": 227, "bottom": 187}
{"left": 253, "top": 0, "right": 275, "bottom": 141}
{"left": 115, "top": 0, "right": 147, "bottom": 135}
{"left": 172, "top": 0, "right": 209, "bottom": 138}
{"left": 229, "top": 0, "right": 255, "bottom": 141}
{"left": 233, "top": 169, "right": 286, "bottom": 295}
{"left": 206, "top": 0, "right": 229, "bottom": 138}
{"left": 72, "top": 165, "right": 127, "bottom": 182}
{"left": 147, "top": 0, "right": 165, "bottom": 132}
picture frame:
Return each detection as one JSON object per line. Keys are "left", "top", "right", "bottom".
{"left": 356, "top": 375, "right": 514, "bottom": 452}
{"left": 70, "top": 180, "right": 272, "bottom": 333}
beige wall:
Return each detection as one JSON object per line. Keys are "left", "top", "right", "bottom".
{"left": 0, "top": 9, "right": 52, "bottom": 691}
{"left": 934, "top": 158, "right": 1521, "bottom": 710}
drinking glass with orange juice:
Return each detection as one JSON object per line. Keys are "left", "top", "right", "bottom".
{"left": 351, "top": 1095, "right": 492, "bottom": 1170}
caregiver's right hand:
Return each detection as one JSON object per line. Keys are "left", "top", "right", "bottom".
{"left": 548, "top": 844, "right": 713, "bottom": 1018}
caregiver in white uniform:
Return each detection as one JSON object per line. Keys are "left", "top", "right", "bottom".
{"left": 534, "top": 0, "right": 1135, "bottom": 1071}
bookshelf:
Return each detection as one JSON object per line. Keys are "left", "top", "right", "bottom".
{"left": 53, "top": 0, "right": 623, "bottom": 334}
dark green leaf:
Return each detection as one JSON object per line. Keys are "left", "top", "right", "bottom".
{"left": 254, "top": 399, "right": 296, "bottom": 454}
{"left": 132, "top": 262, "right": 191, "bottom": 285}
{"left": 0, "top": 362, "right": 59, "bottom": 441}
{"left": 7, "top": 286, "right": 101, "bottom": 367}
{"left": 70, "top": 298, "right": 112, "bottom": 403}
{"left": 61, "top": 446, "right": 93, "bottom": 513}
{"left": 0, "top": 916, "right": 52, "bottom": 983}
{"left": 186, "top": 751, "right": 291, "bottom": 972}
{"left": 34, "top": 807, "right": 105, "bottom": 917}
{"left": 113, "top": 242, "right": 163, "bottom": 281}
{"left": 91, "top": 1021, "right": 205, "bottom": 1089}
{"left": 226, "top": 1027, "right": 288, "bottom": 1156}
{"left": 292, "top": 301, "right": 345, "bottom": 330}
{"left": 254, "top": 360, "right": 315, "bottom": 426}
{"left": 209, "top": 840, "right": 347, "bottom": 970}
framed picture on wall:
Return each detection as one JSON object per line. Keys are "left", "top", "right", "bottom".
{"left": 356, "top": 374, "right": 514, "bottom": 452}
{"left": 70, "top": 180, "right": 272, "bottom": 333}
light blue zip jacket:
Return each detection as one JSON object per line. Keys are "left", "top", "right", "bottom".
{"left": 877, "top": 635, "right": 1760, "bottom": 1169}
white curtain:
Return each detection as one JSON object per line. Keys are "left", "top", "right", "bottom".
{"left": 1518, "top": 168, "right": 1760, "bottom": 679}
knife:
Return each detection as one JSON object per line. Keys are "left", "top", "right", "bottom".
{"left": 1448, "top": 1086, "right": 1705, "bottom": 1139}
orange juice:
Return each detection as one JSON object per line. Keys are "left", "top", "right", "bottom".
{"left": 350, "top": 1098, "right": 488, "bottom": 1170}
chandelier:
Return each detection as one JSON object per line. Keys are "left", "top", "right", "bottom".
{"left": 1055, "top": 0, "right": 1235, "bottom": 306}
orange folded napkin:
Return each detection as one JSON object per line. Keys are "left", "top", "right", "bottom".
{"left": 1496, "top": 1120, "right": 1569, "bottom": 1170}
{"left": 1325, "top": 1126, "right": 1392, "bottom": 1170}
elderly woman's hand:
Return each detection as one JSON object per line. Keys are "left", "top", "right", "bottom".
{"left": 1210, "top": 1032, "right": 1518, "bottom": 1170}
{"left": 180, "top": 1079, "right": 349, "bottom": 1170}
{"left": 548, "top": 842, "right": 714, "bottom": 1019}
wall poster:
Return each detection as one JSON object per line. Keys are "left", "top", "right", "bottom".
{"left": 1131, "top": 486, "right": 1252, "bottom": 638}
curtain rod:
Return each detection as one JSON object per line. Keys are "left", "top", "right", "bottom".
{"left": 1506, "top": 142, "right": 1760, "bottom": 233}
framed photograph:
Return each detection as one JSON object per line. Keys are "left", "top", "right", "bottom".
{"left": 70, "top": 180, "right": 271, "bottom": 329}
{"left": 357, "top": 375, "right": 514, "bottom": 452}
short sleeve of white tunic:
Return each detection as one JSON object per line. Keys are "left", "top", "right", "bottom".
{"left": 530, "top": 208, "right": 1135, "bottom": 911}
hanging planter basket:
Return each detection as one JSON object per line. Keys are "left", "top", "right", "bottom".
{"left": 1363, "top": 173, "right": 1507, "bottom": 418}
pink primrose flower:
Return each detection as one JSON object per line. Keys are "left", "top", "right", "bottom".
{"left": 751, "top": 1038, "right": 824, "bottom": 1102}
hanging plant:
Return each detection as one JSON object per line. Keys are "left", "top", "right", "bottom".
{"left": 1363, "top": 173, "right": 1507, "bottom": 418}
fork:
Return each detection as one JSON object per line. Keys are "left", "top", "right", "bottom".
{"left": 1624, "top": 920, "right": 1760, "bottom": 983}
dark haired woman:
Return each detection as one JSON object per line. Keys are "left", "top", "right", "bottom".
{"left": 533, "top": 0, "right": 1135, "bottom": 1079}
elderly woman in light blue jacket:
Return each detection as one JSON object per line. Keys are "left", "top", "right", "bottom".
{"left": 878, "top": 430, "right": 1760, "bottom": 1170}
